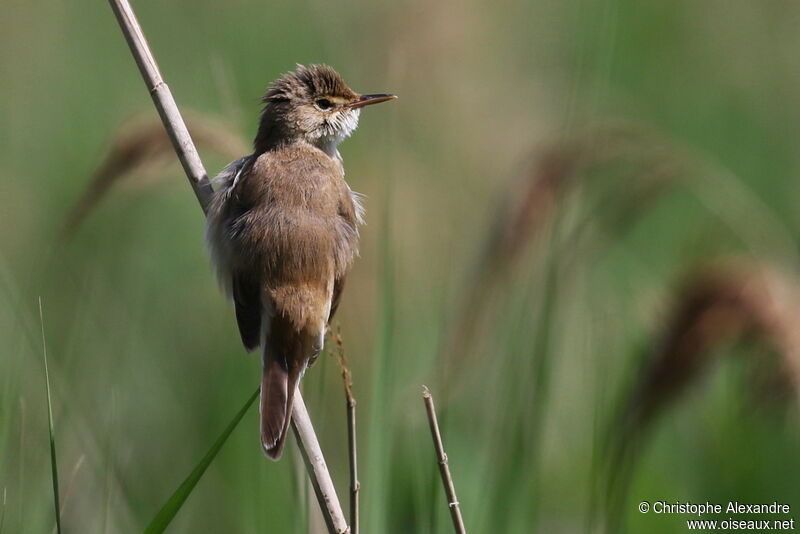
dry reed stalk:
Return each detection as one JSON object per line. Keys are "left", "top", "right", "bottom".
{"left": 106, "top": 0, "right": 212, "bottom": 212}
{"left": 291, "top": 396, "right": 349, "bottom": 534}
{"left": 106, "top": 1, "right": 349, "bottom": 532}
{"left": 422, "top": 387, "right": 467, "bottom": 534}
{"left": 345, "top": 386, "right": 358, "bottom": 534}
{"left": 332, "top": 329, "right": 360, "bottom": 534}
{"left": 64, "top": 113, "right": 248, "bottom": 235}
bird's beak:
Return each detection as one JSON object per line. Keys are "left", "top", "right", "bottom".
{"left": 347, "top": 94, "right": 398, "bottom": 109}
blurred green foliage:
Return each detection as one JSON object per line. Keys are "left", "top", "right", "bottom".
{"left": 2, "top": 1, "right": 800, "bottom": 533}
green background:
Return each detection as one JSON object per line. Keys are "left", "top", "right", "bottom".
{"left": 2, "top": 1, "right": 800, "bottom": 532}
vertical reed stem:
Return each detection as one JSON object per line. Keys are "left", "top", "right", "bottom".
{"left": 340, "top": 351, "right": 359, "bottom": 534}
{"left": 345, "top": 392, "right": 359, "bottom": 534}
{"left": 422, "top": 387, "right": 467, "bottom": 534}
{"left": 332, "top": 329, "right": 360, "bottom": 534}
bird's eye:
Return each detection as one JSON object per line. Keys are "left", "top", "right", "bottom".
{"left": 315, "top": 98, "right": 333, "bottom": 110}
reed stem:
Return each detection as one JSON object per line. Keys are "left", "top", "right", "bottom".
{"left": 422, "top": 387, "right": 467, "bottom": 534}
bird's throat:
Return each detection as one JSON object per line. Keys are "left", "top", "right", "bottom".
{"left": 313, "top": 134, "right": 344, "bottom": 160}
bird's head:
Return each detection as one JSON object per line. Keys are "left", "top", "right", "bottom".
{"left": 255, "top": 64, "right": 396, "bottom": 157}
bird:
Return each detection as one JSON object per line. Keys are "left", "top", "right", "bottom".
{"left": 206, "top": 64, "right": 396, "bottom": 459}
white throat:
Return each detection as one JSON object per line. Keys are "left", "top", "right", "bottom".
{"left": 312, "top": 108, "right": 361, "bottom": 159}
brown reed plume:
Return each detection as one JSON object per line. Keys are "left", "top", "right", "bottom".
{"left": 444, "top": 122, "right": 689, "bottom": 385}
{"left": 481, "top": 122, "right": 683, "bottom": 280}
{"left": 63, "top": 113, "right": 248, "bottom": 235}
{"left": 602, "top": 258, "right": 800, "bottom": 530}
{"left": 624, "top": 259, "right": 800, "bottom": 433}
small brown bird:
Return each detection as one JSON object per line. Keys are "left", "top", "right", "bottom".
{"left": 206, "top": 65, "right": 395, "bottom": 459}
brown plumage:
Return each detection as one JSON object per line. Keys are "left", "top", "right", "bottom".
{"left": 206, "top": 64, "right": 395, "bottom": 459}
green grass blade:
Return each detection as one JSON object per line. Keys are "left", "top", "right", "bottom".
{"left": 142, "top": 386, "right": 259, "bottom": 534}
{"left": 38, "top": 298, "right": 62, "bottom": 534}
{"left": 0, "top": 487, "right": 7, "bottom": 534}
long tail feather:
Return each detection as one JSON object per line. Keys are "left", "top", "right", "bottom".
{"left": 266, "top": 363, "right": 304, "bottom": 459}
{"left": 259, "top": 310, "right": 312, "bottom": 460}
{"left": 260, "top": 355, "right": 289, "bottom": 459}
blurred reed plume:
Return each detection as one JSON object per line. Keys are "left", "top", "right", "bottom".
{"left": 444, "top": 122, "right": 688, "bottom": 383}
{"left": 440, "top": 122, "right": 695, "bottom": 533}
{"left": 602, "top": 258, "right": 800, "bottom": 530}
{"left": 62, "top": 112, "right": 248, "bottom": 235}
{"left": 626, "top": 259, "right": 800, "bottom": 427}
{"left": 481, "top": 121, "right": 686, "bottom": 273}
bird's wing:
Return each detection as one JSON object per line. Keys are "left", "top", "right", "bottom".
{"left": 206, "top": 155, "right": 264, "bottom": 350}
{"left": 232, "top": 273, "right": 261, "bottom": 352}
{"left": 211, "top": 155, "right": 251, "bottom": 192}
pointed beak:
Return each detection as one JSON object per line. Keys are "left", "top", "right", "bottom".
{"left": 346, "top": 93, "right": 398, "bottom": 109}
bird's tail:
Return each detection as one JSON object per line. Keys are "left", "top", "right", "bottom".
{"left": 259, "top": 313, "right": 311, "bottom": 460}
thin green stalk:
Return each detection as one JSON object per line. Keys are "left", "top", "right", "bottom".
{"left": 38, "top": 298, "right": 62, "bottom": 534}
